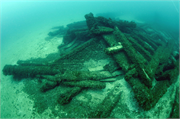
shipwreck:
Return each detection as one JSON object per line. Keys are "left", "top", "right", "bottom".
{"left": 2, "top": 13, "right": 179, "bottom": 118}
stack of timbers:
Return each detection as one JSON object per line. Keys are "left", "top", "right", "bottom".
{"left": 57, "top": 20, "right": 91, "bottom": 53}
{"left": 2, "top": 12, "right": 179, "bottom": 115}
{"left": 84, "top": 12, "right": 179, "bottom": 111}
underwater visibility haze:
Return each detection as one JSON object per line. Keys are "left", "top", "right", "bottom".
{"left": 1, "top": 0, "right": 179, "bottom": 49}
{"left": 0, "top": 0, "right": 179, "bottom": 118}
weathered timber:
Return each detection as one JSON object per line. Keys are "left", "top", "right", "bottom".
{"left": 96, "top": 16, "right": 114, "bottom": 28}
{"left": 38, "top": 74, "right": 62, "bottom": 82}
{"left": 2, "top": 65, "right": 59, "bottom": 78}
{"left": 124, "top": 68, "right": 138, "bottom": 81}
{"left": 131, "top": 33, "right": 155, "bottom": 55}
{"left": 102, "top": 33, "right": 119, "bottom": 46}
{"left": 151, "top": 80, "right": 171, "bottom": 107}
{"left": 133, "top": 31, "right": 158, "bottom": 50}
{"left": 58, "top": 87, "right": 83, "bottom": 105}
{"left": 160, "top": 41, "right": 175, "bottom": 64}
{"left": 17, "top": 60, "right": 50, "bottom": 66}
{"left": 125, "top": 66, "right": 178, "bottom": 111}
{"left": 113, "top": 26, "right": 146, "bottom": 65}
{"left": 113, "top": 26, "right": 152, "bottom": 88}
{"left": 62, "top": 27, "right": 90, "bottom": 45}
{"left": 169, "top": 60, "right": 179, "bottom": 84}
{"left": 53, "top": 38, "right": 98, "bottom": 65}
{"left": 125, "top": 34, "right": 152, "bottom": 61}
{"left": 113, "top": 52, "right": 131, "bottom": 72}
{"left": 62, "top": 80, "right": 106, "bottom": 89}
{"left": 155, "top": 58, "right": 178, "bottom": 82}
{"left": 115, "top": 20, "right": 136, "bottom": 33}
{"left": 59, "top": 70, "right": 114, "bottom": 81}
{"left": 85, "top": 12, "right": 136, "bottom": 34}
{"left": 102, "top": 34, "right": 131, "bottom": 72}
{"left": 85, "top": 13, "right": 97, "bottom": 30}
{"left": 40, "top": 79, "right": 58, "bottom": 92}
{"left": 89, "top": 87, "right": 122, "bottom": 118}
{"left": 91, "top": 26, "right": 114, "bottom": 35}
{"left": 170, "top": 86, "right": 179, "bottom": 118}
{"left": 145, "top": 45, "right": 165, "bottom": 79}
{"left": 126, "top": 77, "right": 153, "bottom": 110}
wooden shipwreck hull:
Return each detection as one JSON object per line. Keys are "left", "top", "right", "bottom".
{"left": 2, "top": 13, "right": 179, "bottom": 118}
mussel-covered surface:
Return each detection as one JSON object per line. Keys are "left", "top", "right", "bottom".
{"left": 2, "top": 13, "right": 179, "bottom": 118}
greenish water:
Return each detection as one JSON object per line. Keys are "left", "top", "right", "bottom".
{"left": 0, "top": 0, "right": 179, "bottom": 118}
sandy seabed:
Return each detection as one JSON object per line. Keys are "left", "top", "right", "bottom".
{"left": 0, "top": 20, "right": 66, "bottom": 118}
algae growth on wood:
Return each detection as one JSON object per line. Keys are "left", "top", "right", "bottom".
{"left": 2, "top": 13, "right": 179, "bottom": 118}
